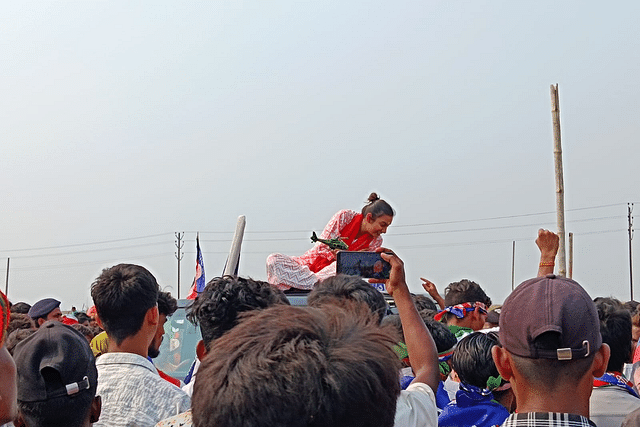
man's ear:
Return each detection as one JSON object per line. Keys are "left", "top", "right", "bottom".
{"left": 366, "top": 213, "right": 373, "bottom": 223}
{"left": 196, "top": 339, "right": 208, "bottom": 360}
{"left": 90, "top": 395, "right": 102, "bottom": 424}
{"left": 492, "top": 345, "right": 514, "bottom": 382}
{"left": 146, "top": 305, "right": 159, "bottom": 328}
{"left": 592, "top": 343, "right": 611, "bottom": 378}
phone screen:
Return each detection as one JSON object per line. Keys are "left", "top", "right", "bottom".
{"left": 336, "top": 251, "right": 391, "bottom": 280}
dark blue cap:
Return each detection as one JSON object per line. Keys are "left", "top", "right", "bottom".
{"left": 28, "top": 298, "right": 61, "bottom": 319}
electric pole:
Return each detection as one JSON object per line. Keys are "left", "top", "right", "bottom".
{"left": 175, "top": 232, "right": 184, "bottom": 299}
{"left": 629, "top": 203, "right": 634, "bottom": 301}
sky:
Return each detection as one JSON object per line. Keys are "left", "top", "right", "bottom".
{"left": 1, "top": 1, "right": 638, "bottom": 311}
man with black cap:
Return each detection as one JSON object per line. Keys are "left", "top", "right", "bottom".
{"left": 492, "top": 273, "right": 610, "bottom": 426}
{"left": 13, "top": 320, "right": 101, "bottom": 427}
{"left": 27, "top": 298, "right": 62, "bottom": 327}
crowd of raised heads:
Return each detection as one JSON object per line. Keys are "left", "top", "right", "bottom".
{"left": 3, "top": 227, "right": 640, "bottom": 427}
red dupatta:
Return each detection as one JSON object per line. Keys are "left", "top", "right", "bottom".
{"left": 308, "top": 213, "right": 374, "bottom": 273}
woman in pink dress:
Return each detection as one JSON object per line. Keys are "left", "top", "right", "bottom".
{"left": 266, "top": 193, "right": 394, "bottom": 291}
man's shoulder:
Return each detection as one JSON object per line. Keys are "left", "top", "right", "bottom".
{"left": 590, "top": 385, "right": 640, "bottom": 418}
{"left": 394, "top": 382, "right": 438, "bottom": 427}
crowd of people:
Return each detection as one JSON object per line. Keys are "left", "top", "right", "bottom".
{"left": 1, "top": 196, "right": 640, "bottom": 426}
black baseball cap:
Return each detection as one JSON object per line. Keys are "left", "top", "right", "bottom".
{"left": 14, "top": 320, "right": 97, "bottom": 402}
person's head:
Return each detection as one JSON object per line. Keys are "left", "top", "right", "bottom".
{"left": 483, "top": 305, "right": 502, "bottom": 329}
{"left": 28, "top": 299, "right": 62, "bottom": 327}
{"left": 75, "top": 313, "right": 91, "bottom": 326}
{"left": 452, "top": 332, "right": 502, "bottom": 389}
{"left": 412, "top": 294, "right": 437, "bottom": 312}
{"left": 421, "top": 315, "right": 457, "bottom": 380}
{"left": 149, "top": 291, "right": 178, "bottom": 359}
{"left": 14, "top": 321, "right": 100, "bottom": 427}
{"left": 6, "top": 329, "right": 36, "bottom": 356}
{"left": 187, "top": 275, "right": 289, "bottom": 352}
{"left": 71, "top": 323, "right": 96, "bottom": 344}
{"left": 309, "top": 274, "right": 388, "bottom": 324}
{"left": 8, "top": 313, "right": 35, "bottom": 335}
{"left": 0, "top": 290, "right": 17, "bottom": 424}
{"left": 594, "top": 297, "right": 633, "bottom": 373}
{"left": 360, "top": 192, "right": 394, "bottom": 238}
{"left": 632, "top": 307, "right": 640, "bottom": 349}
{"left": 493, "top": 275, "right": 610, "bottom": 414}
{"left": 192, "top": 303, "right": 401, "bottom": 427}
{"left": 10, "top": 302, "right": 31, "bottom": 315}
{"left": 436, "top": 279, "right": 491, "bottom": 330}
{"left": 90, "top": 264, "right": 159, "bottom": 346}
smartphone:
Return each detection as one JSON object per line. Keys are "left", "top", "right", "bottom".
{"left": 336, "top": 251, "right": 391, "bottom": 280}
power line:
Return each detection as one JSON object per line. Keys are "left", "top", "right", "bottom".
{"left": 0, "top": 233, "right": 170, "bottom": 253}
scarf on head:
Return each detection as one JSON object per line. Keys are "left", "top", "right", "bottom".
{"left": 434, "top": 301, "right": 488, "bottom": 321}
{"left": 593, "top": 371, "right": 639, "bottom": 398}
{"left": 0, "top": 291, "right": 10, "bottom": 346}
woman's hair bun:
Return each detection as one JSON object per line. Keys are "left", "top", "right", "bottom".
{"left": 367, "top": 192, "right": 380, "bottom": 203}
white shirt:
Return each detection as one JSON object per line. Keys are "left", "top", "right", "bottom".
{"left": 394, "top": 382, "right": 438, "bottom": 427}
{"left": 95, "top": 352, "right": 190, "bottom": 427}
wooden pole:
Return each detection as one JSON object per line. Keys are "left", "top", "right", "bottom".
{"left": 568, "top": 232, "right": 573, "bottom": 279}
{"left": 550, "top": 84, "right": 567, "bottom": 277}
{"left": 511, "top": 241, "right": 515, "bottom": 291}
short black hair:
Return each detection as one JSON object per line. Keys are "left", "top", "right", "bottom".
{"left": 157, "top": 291, "right": 178, "bottom": 317}
{"left": 422, "top": 316, "right": 457, "bottom": 354}
{"left": 187, "top": 275, "right": 289, "bottom": 350}
{"left": 192, "top": 303, "right": 401, "bottom": 427}
{"left": 90, "top": 264, "right": 159, "bottom": 345}
{"left": 412, "top": 294, "right": 437, "bottom": 312}
{"left": 309, "top": 274, "right": 388, "bottom": 324}
{"left": 452, "top": 332, "right": 500, "bottom": 389}
{"left": 595, "top": 297, "right": 632, "bottom": 372}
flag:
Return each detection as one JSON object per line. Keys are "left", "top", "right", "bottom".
{"left": 186, "top": 234, "right": 205, "bottom": 300}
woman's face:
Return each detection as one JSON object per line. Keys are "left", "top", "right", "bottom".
{"left": 366, "top": 214, "right": 393, "bottom": 238}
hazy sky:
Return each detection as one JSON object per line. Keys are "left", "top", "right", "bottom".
{"left": 1, "top": 1, "right": 638, "bottom": 311}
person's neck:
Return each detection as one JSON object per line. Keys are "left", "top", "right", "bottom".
{"left": 513, "top": 379, "right": 592, "bottom": 417}
{"left": 107, "top": 330, "right": 152, "bottom": 358}
{"left": 447, "top": 317, "right": 475, "bottom": 330}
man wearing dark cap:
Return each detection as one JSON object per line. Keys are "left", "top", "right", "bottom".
{"left": 492, "top": 274, "right": 610, "bottom": 426}
{"left": 27, "top": 298, "right": 62, "bottom": 327}
{"left": 13, "top": 320, "right": 101, "bottom": 427}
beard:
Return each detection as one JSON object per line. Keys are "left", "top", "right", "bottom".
{"left": 148, "top": 346, "right": 160, "bottom": 359}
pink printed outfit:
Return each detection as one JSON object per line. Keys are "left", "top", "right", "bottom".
{"left": 266, "top": 209, "right": 383, "bottom": 290}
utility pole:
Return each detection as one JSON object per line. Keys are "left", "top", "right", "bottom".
{"left": 550, "top": 84, "right": 567, "bottom": 277}
{"left": 629, "top": 203, "right": 634, "bottom": 300}
{"left": 4, "top": 258, "right": 9, "bottom": 297}
{"left": 568, "top": 232, "right": 573, "bottom": 279}
{"left": 175, "top": 232, "right": 184, "bottom": 299}
{"left": 511, "top": 241, "right": 515, "bottom": 291}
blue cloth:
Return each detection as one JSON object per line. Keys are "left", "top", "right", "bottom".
{"left": 400, "top": 375, "right": 414, "bottom": 390}
{"left": 436, "top": 381, "right": 451, "bottom": 410}
{"left": 438, "top": 383, "right": 509, "bottom": 427}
